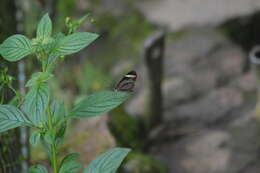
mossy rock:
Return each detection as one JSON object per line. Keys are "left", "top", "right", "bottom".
{"left": 121, "top": 152, "right": 168, "bottom": 173}
{"left": 108, "top": 106, "right": 145, "bottom": 151}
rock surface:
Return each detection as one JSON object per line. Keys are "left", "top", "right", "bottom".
{"left": 137, "top": 0, "right": 260, "bottom": 31}
{"left": 127, "top": 27, "right": 260, "bottom": 173}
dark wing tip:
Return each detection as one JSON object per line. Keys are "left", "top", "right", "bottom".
{"left": 127, "top": 70, "right": 137, "bottom": 76}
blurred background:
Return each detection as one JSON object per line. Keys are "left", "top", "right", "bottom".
{"left": 1, "top": 0, "right": 260, "bottom": 173}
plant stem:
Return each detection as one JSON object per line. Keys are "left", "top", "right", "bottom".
{"left": 51, "top": 143, "right": 58, "bottom": 173}
{"left": 47, "top": 105, "right": 58, "bottom": 173}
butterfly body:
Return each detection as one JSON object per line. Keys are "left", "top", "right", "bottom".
{"left": 114, "top": 71, "right": 137, "bottom": 92}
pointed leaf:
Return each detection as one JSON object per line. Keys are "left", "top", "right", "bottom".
{"left": 45, "top": 53, "right": 60, "bottom": 72}
{"left": 26, "top": 72, "right": 53, "bottom": 87}
{"left": 37, "top": 13, "right": 52, "bottom": 39}
{"left": 69, "top": 91, "right": 129, "bottom": 118}
{"left": 59, "top": 153, "right": 82, "bottom": 173}
{"left": 0, "top": 34, "right": 32, "bottom": 61}
{"left": 56, "top": 32, "right": 98, "bottom": 56}
{"left": 43, "top": 129, "right": 56, "bottom": 145}
{"left": 55, "top": 122, "right": 67, "bottom": 146}
{"left": 83, "top": 148, "right": 131, "bottom": 173}
{"left": 22, "top": 83, "right": 49, "bottom": 126}
{"left": 27, "top": 165, "right": 48, "bottom": 173}
{"left": 0, "top": 105, "right": 32, "bottom": 132}
{"left": 59, "top": 162, "right": 82, "bottom": 173}
{"left": 30, "top": 130, "right": 41, "bottom": 146}
{"left": 51, "top": 100, "right": 66, "bottom": 124}
{"left": 60, "top": 153, "right": 80, "bottom": 166}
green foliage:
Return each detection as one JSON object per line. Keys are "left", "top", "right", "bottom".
{"left": 22, "top": 83, "right": 50, "bottom": 126}
{"left": 76, "top": 61, "right": 112, "bottom": 94}
{"left": 0, "top": 105, "right": 32, "bottom": 132}
{"left": 56, "top": 32, "right": 98, "bottom": 56}
{"left": 26, "top": 72, "right": 54, "bottom": 87}
{"left": 0, "top": 67, "right": 15, "bottom": 103}
{"left": 44, "top": 53, "right": 60, "bottom": 73}
{"left": 56, "top": 0, "right": 76, "bottom": 31}
{"left": 93, "top": 11, "right": 154, "bottom": 68}
{"left": 0, "top": 34, "right": 33, "bottom": 61}
{"left": 123, "top": 152, "right": 168, "bottom": 173}
{"left": 70, "top": 91, "right": 129, "bottom": 118}
{"left": 0, "top": 67, "right": 14, "bottom": 86}
{"left": 37, "top": 14, "right": 52, "bottom": 40}
{"left": 0, "top": 13, "right": 131, "bottom": 173}
{"left": 51, "top": 100, "right": 66, "bottom": 125}
{"left": 65, "top": 14, "right": 93, "bottom": 34}
{"left": 108, "top": 106, "right": 144, "bottom": 150}
{"left": 27, "top": 165, "right": 48, "bottom": 173}
{"left": 44, "top": 129, "right": 56, "bottom": 145}
{"left": 29, "top": 130, "right": 41, "bottom": 146}
{"left": 83, "top": 147, "right": 131, "bottom": 173}
{"left": 59, "top": 153, "right": 82, "bottom": 173}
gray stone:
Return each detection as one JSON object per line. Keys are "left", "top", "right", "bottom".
{"left": 162, "top": 77, "right": 194, "bottom": 108}
{"left": 151, "top": 130, "right": 231, "bottom": 173}
{"left": 124, "top": 26, "right": 259, "bottom": 173}
{"left": 137, "top": 0, "right": 260, "bottom": 31}
{"left": 171, "top": 87, "right": 243, "bottom": 124}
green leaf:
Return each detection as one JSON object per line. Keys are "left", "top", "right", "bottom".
{"left": 44, "top": 53, "right": 59, "bottom": 72}
{"left": 67, "top": 14, "right": 91, "bottom": 34}
{"left": 59, "top": 153, "right": 82, "bottom": 173}
{"left": 77, "top": 14, "right": 90, "bottom": 25}
{"left": 56, "top": 32, "right": 98, "bottom": 56}
{"left": 41, "top": 136, "right": 52, "bottom": 158}
{"left": 69, "top": 91, "right": 129, "bottom": 118}
{"left": 56, "top": 122, "right": 67, "bottom": 146}
{"left": 59, "top": 162, "right": 82, "bottom": 173}
{"left": 37, "top": 13, "right": 52, "bottom": 39}
{"left": 30, "top": 130, "right": 41, "bottom": 146}
{"left": 32, "top": 37, "right": 56, "bottom": 55}
{"left": 27, "top": 165, "right": 48, "bottom": 173}
{"left": 51, "top": 100, "right": 66, "bottom": 124}
{"left": 54, "top": 32, "right": 66, "bottom": 40}
{"left": 22, "top": 83, "right": 49, "bottom": 126}
{"left": 49, "top": 100, "right": 67, "bottom": 146}
{"left": 0, "top": 105, "right": 32, "bottom": 132}
{"left": 60, "top": 153, "right": 80, "bottom": 165}
{"left": 83, "top": 148, "right": 131, "bottom": 173}
{"left": 44, "top": 129, "right": 55, "bottom": 145}
{"left": 0, "top": 34, "right": 32, "bottom": 61}
{"left": 26, "top": 72, "right": 53, "bottom": 87}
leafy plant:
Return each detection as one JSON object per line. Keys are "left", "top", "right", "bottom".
{"left": 0, "top": 13, "right": 131, "bottom": 173}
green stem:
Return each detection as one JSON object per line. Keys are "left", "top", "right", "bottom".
{"left": 51, "top": 144, "right": 58, "bottom": 173}
{"left": 47, "top": 105, "right": 58, "bottom": 173}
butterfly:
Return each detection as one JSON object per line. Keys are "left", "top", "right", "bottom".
{"left": 114, "top": 71, "right": 137, "bottom": 92}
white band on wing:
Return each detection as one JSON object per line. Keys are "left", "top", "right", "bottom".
{"left": 125, "top": 74, "right": 136, "bottom": 78}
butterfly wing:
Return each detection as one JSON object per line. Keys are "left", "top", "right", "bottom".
{"left": 114, "top": 71, "right": 137, "bottom": 92}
